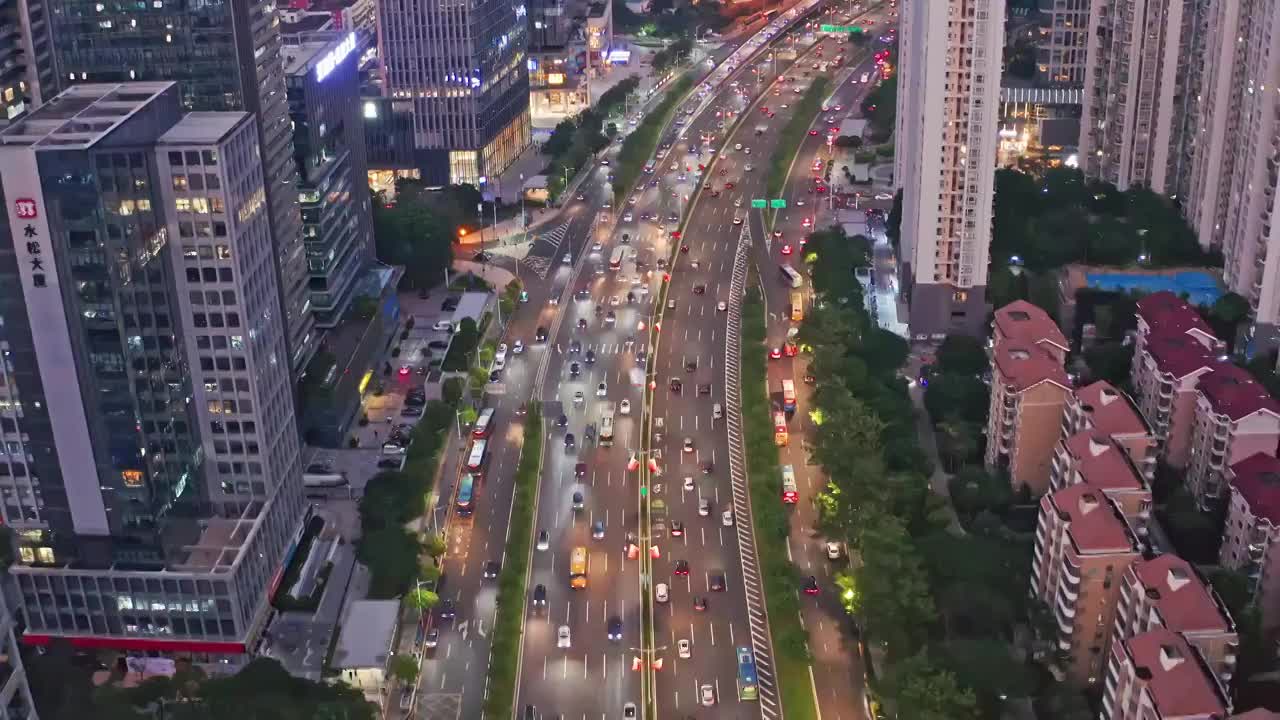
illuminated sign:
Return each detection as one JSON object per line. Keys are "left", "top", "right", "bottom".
{"left": 547, "top": 72, "right": 566, "bottom": 85}
{"left": 315, "top": 32, "right": 357, "bottom": 81}
{"left": 363, "top": 100, "right": 378, "bottom": 119}
{"left": 515, "top": 3, "right": 526, "bottom": 17}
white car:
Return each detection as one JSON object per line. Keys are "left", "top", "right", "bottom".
{"left": 432, "top": 320, "right": 454, "bottom": 333}
{"left": 623, "top": 212, "right": 634, "bottom": 222}
{"left": 557, "top": 625, "right": 572, "bottom": 648}
{"left": 678, "top": 639, "right": 692, "bottom": 659}
{"left": 562, "top": 253, "right": 572, "bottom": 265}
{"left": 722, "top": 509, "right": 734, "bottom": 527}
{"left": 796, "top": 198, "right": 806, "bottom": 206}
{"left": 574, "top": 391, "right": 585, "bottom": 405}
{"left": 734, "top": 198, "right": 742, "bottom": 207}
{"left": 733, "top": 143, "right": 743, "bottom": 151}
{"left": 744, "top": 164, "right": 754, "bottom": 172}
{"left": 700, "top": 684, "right": 716, "bottom": 707}
{"left": 512, "top": 340, "right": 525, "bottom": 354}
{"left": 826, "top": 541, "right": 843, "bottom": 560}
{"left": 656, "top": 583, "right": 669, "bottom": 603}
{"left": 744, "top": 147, "right": 752, "bottom": 155}
{"left": 717, "top": 301, "right": 727, "bottom": 312}
{"left": 732, "top": 216, "right": 743, "bottom": 225}
{"left": 592, "top": 242, "right": 604, "bottom": 253}
{"left": 597, "top": 382, "right": 608, "bottom": 397}
{"left": 620, "top": 399, "right": 631, "bottom": 415}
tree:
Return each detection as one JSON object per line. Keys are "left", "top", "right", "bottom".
{"left": 423, "top": 533, "right": 447, "bottom": 558}
{"left": 947, "top": 466, "right": 1012, "bottom": 520}
{"left": 407, "top": 587, "right": 440, "bottom": 615}
{"left": 388, "top": 654, "right": 420, "bottom": 684}
{"left": 856, "top": 515, "right": 936, "bottom": 658}
{"left": 888, "top": 653, "right": 981, "bottom": 720}
{"left": 372, "top": 192, "right": 455, "bottom": 289}
{"left": 441, "top": 376, "right": 465, "bottom": 407}
{"left": 923, "top": 373, "right": 988, "bottom": 426}
{"left": 359, "top": 527, "right": 422, "bottom": 598}
{"left": 1083, "top": 342, "right": 1135, "bottom": 387}
{"left": 935, "top": 335, "right": 987, "bottom": 376}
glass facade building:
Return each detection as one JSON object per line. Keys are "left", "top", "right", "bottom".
{"left": 0, "top": 0, "right": 57, "bottom": 127}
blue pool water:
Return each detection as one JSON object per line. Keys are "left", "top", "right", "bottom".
{"left": 1084, "top": 271, "right": 1223, "bottom": 307}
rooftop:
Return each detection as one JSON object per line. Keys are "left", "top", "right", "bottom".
{"left": 1130, "top": 555, "right": 1233, "bottom": 635}
{"left": 282, "top": 40, "right": 332, "bottom": 76}
{"left": 1136, "top": 291, "right": 1218, "bottom": 344}
{"left": 1073, "top": 381, "right": 1149, "bottom": 438}
{"left": 1228, "top": 452, "right": 1280, "bottom": 525}
{"left": 157, "top": 112, "right": 249, "bottom": 145}
{"left": 993, "top": 300, "right": 1069, "bottom": 356}
{"left": 1145, "top": 333, "right": 1217, "bottom": 380}
{"left": 993, "top": 344, "right": 1070, "bottom": 392}
{"left": 1198, "top": 364, "right": 1280, "bottom": 421}
{"left": 0, "top": 82, "right": 176, "bottom": 149}
{"left": 1064, "top": 433, "right": 1144, "bottom": 492}
{"left": 332, "top": 600, "right": 400, "bottom": 669}
{"left": 1123, "top": 629, "right": 1227, "bottom": 718}
{"left": 1049, "top": 483, "right": 1138, "bottom": 554}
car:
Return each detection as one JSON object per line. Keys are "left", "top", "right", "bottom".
{"left": 698, "top": 497, "right": 711, "bottom": 517}
{"left": 576, "top": 193, "right": 586, "bottom": 201}
{"left": 596, "top": 382, "right": 608, "bottom": 397}
{"left": 432, "top": 320, "right": 454, "bottom": 332}
{"left": 769, "top": 347, "right": 782, "bottom": 360}
{"left": 512, "top": 339, "right": 525, "bottom": 354}
{"left": 692, "top": 284, "right": 706, "bottom": 295}
{"left": 710, "top": 573, "right": 726, "bottom": 592}
{"left": 537, "top": 531, "right": 550, "bottom": 551}
{"left": 808, "top": 129, "right": 819, "bottom": 136}
{"left": 781, "top": 244, "right": 793, "bottom": 255}
{"left": 605, "top": 310, "right": 616, "bottom": 324}
{"left": 577, "top": 318, "right": 587, "bottom": 330}
{"left": 803, "top": 575, "right": 820, "bottom": 595}
{"left": 804, "top": 373, "right": 817, "bottom": 385}
{"left": 623, "top": 703, "right": 637, "bottom": 719}
{"left": 572, "top": 490, "right": 584, "bottom": 509}
{"left": 557, "top": 414, "right": 568, "bottom": 428}
{"left": 557, "top": 625, "right": 572, "bottom": 648}
{"left": 678, "top": 639, "right": 692, "bottom": 659}
{"left": 717, "top": 301, "right": 727, "bottom": 312}
{"left": 378, "top": 457, "right": 404, "bottom": 469}
{"left": 734, "top": 143, "right": 743, "bottom": 151}
{"left": 694, "top": 597, "right": 708, "bottom": 612}
{"left": 488, "top": 370, "right": 500, "bottom": 382}
{"left": 569, "top": 362, "right": 581, "bottom": 378}
{"left": 535, "top": 326, "right": 548, "bottom": 342}
{"left": 569, "top": 340, "right": 581, "bottom": 354}
{"left": 565, "top": 433, "right": 576, "bottom": 450}
{"left": 424, "top": 627, "right": 440, "bottom": 649}
{"left": 484, "top": 560, "right": 501, "bottom": 578}
{"left": 575, "top": 462, "right": 587, "bottom": 478}
{"left": 674, "top": 559, "right": 690, "bottom": 575}
{"left": 697, "top": 383, "right": 711, "bottom": 396}
{"left": 398, "top": 364, "right": 412, "bottom": 376}
{"left": 607, "top": 616, "right": 623, "bottom": 641}
{"left": 399, "top": 406, "right": 424, "bottom": 419}
{"left": 745, "top": 163, "right": 754, "bottom": 172}
{"left": 656, "top": 583, "right": 670, "bottom": 602}
{"left": 670, "top": 378, "right": 683, "bottom": 392}
{"left": 427, "top": 340, "right": 449, "bottom": 351}
{"left": 593, "top": 520, "right": 606, "bottom": 539}
{"left": 722, "top": 509, "right": 734, "bottom": 526}
{"left": 619, "top": 398, "right": 631, "bottom": 415}
{"left": 438, "top": 599, "right": 456, "bottom": 619}
{"left": 636, "top": 349, "right": 647, "bottom": 364}
{"left": 585, "top": 349, "right": 596, "bottom": 365}
{"left": 533, "top": 584, "right": 548, "bottom": 606}
{"left": 683, "top": 437, "right": 694, "bottom": 453}
{"left": 667, "top": 298, "right": 676, "bottom": 310}
{"left": 724, "top": 181, "right": 735, "bottom": 190}
{"left": 670, "top": 520, "right": 684, "bottom": 537}
{"left": 732, "top": 216, "right": 743, "bottom": 225}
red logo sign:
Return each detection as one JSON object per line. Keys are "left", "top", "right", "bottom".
{"left": 13, "top": 199, "right": 37, "bottom": 220}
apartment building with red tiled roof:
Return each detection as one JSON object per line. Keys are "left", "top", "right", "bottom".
{"left": 986, "top": 342, "right": 1073, "bottom": 494}
{"left": 1131, "top": 330, "right": 1221, "bottom": 468}
{"left": 993, "top": 300, "right": 1070, "bottom": 362}
{"left": 1186, "top": 365, "right": 1280, "bottom": 508}
{"left": 1101, "top": 629, "right": 1230, "bottom": 720}
{"left": 1050, "top": 433, "right": 1153, "bottom": 534}
{"left": 1221, "top": 453, "right": 1280, "bottom": 632}
{"left": 1066, "top": 382, "right": 1158, "bottom": 480}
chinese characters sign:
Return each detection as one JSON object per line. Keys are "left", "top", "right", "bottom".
{"left": 14, "top": 199, "right": 46, "bottom": 288}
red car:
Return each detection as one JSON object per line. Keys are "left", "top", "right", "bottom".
{"left": 808, "top": 129, "right": 819, "bottom": 136}
{"left": 769, "top": 347, "right": 782, "bottom": 360}
{"left": 680, "top": 244, "right": 690, "bottom": 253}
{"left": 784, "top": 342, "right": 798, "bottom": 357}
{"left": 781, "top": 244, "right": 793, "bottom": 255}
{"left": 815, "top": 186, "right": 827, "bottom": 194}
{"left": 724, "top": 182, "right": 735, "bottom": 190}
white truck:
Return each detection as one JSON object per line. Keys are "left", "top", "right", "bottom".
{"left": 600, "top": 403, "right": 616, "bottom": 446}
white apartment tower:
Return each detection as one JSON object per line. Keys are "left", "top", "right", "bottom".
{"left": 894, "top": 0, "right": 1005, "bottom": 337}
{"left": 1078, "top": 0, "right": 1202, "bottom": 193}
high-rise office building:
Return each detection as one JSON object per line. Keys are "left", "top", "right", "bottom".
{"left": 1037, "top": 0, "right": 1089, "bottom": 87}
{"left": 377, "top": 0, "right": 532, "bottom": 185}
{"left": 47, "top": 0, "right": 318, "bottom": 376}
{"left": 893, "top": 0, "right": 1005, "bottom": 337}
{"left": 0, "top": 83, "right": 304, "bottom": 663}
{"left": 1077, "top": 0, "right": 1202, "bottom": 194}
{"left": 0, "top": 0, "right": 57, "bottom": 126}
{"left": 284, "top": 32, "right": 374, "bottom": 328}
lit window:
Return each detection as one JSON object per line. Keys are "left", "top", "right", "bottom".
{"left": 172, "top": 175, "right": 188, "bottom": 190}
{"left": 191, "top": 197, "right": 210, "bottom": 214}
{"left": 175, "top": 198, "right": 191, "bottom": 212}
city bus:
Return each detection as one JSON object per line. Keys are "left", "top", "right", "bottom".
{"left": 609, "top": 247, "right": 627, "bottom": 271}
{"left": 466, "top": 439, "right": 488, "bottom": 475}
{"left": 736, "top": 647, "right": 759, "bottom": 700}
{"left": 781, "top": 379, "right": 797, "bottom": 412}
{"left": 790, "top": 291, "right": 804, "bottom": 322}
{"left": 780, "top": 264, "right": 803, "bottom": 288}
{"left": 782, "top": 465, "right": 798, "bottom": 503}
{"left": 456, "top": 473, "right": 476, "bottom": 516}
{"left": 472, "top": 407, "right": 495, "bottom": 438}
{"left": 773, "top": 411, "right": 789, "bottom": 447}
{"left": 569, "top": 546, "right": 589, "bottom": 589}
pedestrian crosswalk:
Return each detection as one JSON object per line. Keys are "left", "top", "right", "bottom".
{"left": 521, "top": 219, "right": 575, "bottom": 278}
{"left": 554, "top": 342, "right": 647, "bottom": 356}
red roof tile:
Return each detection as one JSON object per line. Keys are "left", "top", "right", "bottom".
{"left": 993, "top": 344, "right": 1070, "bottom": 392}
{"left": 1145, "top": 333, "right": 1217, "bottom": 380}
{"left": 1074, "top": 382, "right": 1149, "bottom": 437}
{"left": 1228, "top": 453, "right": 1280, "bottom": 525}
{"left": 1123, "top": 629, "right": 1227, "bottom": 718}
{"left": 994, "top": 300, "right": 1069, "bottom": 354}
{"left": 1136, "top": 291, "right": 1218, "bottom": 343}
{"left": 1198, "top": 364, "right": 1280, "bottom": 421}
{"left": 1050, "top": 484, "right": 1137, "bottom": 554}
{"left": 1130, "top": 555, "right": 1232, "bottom": 635}
{"left": 1064, "top": 433, "right": 1144, "bottom": 492}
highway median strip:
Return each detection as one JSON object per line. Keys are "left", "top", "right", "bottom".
{"left": 766, "top": 76, "right": 831, "bottom": 226}
{"left": 612, "top": 72, "right": 697, "bottom": 202}
{"left": 484, "top": 402, "right": 543, "bottom": 720}
{"left": 739, "top": 285, "right": 819, "bottom": 720}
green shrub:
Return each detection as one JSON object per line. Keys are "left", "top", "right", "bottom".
{"left": 612, "top": 73, "right": 697, "bottom": 201}
{"left": 766, "top": 77, "right": 830, "bottom": 205}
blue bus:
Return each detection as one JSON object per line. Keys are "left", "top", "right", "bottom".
{"left": 736, "top": 646, "right": 759, "bottom": 700}
{"left": 456, "top": 473, "right": 476, "bottom": 516}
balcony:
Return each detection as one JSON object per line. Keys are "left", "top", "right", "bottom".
{"left": 1056, "top": 592, "right": 1077, "bottom": 619}
{"left": 1061, "top": 559, "right": 1082, "bottom": 586}
{"left": 1056, "top": 608, "right": 1076, "bottom": 637}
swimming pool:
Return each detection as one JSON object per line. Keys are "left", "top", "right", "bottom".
{"left": 1084, "top": 270, "right": 1223, "bottom": 307}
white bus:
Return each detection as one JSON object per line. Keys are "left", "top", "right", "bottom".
{"left": 466, "top": 439, "right": 488, "bottom": 474}
{"left": 780, "top": 264, "right": 803, "bottom": 288}
{"left": 609, "top": 247, "right": 627, "bottom": 271}
{"left": 473, "top": 407, "right": 495, "bottom": 439}
{"left": 781, "top": 465, "right": 798, "bottom": 503}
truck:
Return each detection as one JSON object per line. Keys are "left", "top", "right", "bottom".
{"left": 600, "top": 403, "right": 616, "bottom": 446}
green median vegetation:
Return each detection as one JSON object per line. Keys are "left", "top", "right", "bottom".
{"left": 483, "top": 402, "right": 543, "bottom": 720}
{"left": 358, "top": 396, "right": 459, "bottom": 598}
{"left": 766, "top": 77, "right": 830, "bottom": 208}
{"left": 613, "top": 72, "right": 697, "bottom": 201}
{"left": 738, "top": 286, "right": 819, "bottom": 720}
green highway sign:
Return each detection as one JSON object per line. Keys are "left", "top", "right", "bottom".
{"left": 751, "top": 199, "right": 767, "bottom": 209}
{"left": 820, "top": 24, "right": 863, "bottom": 33}
{"left": 770, "top": 199, "right": 787, "bottom": 209}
